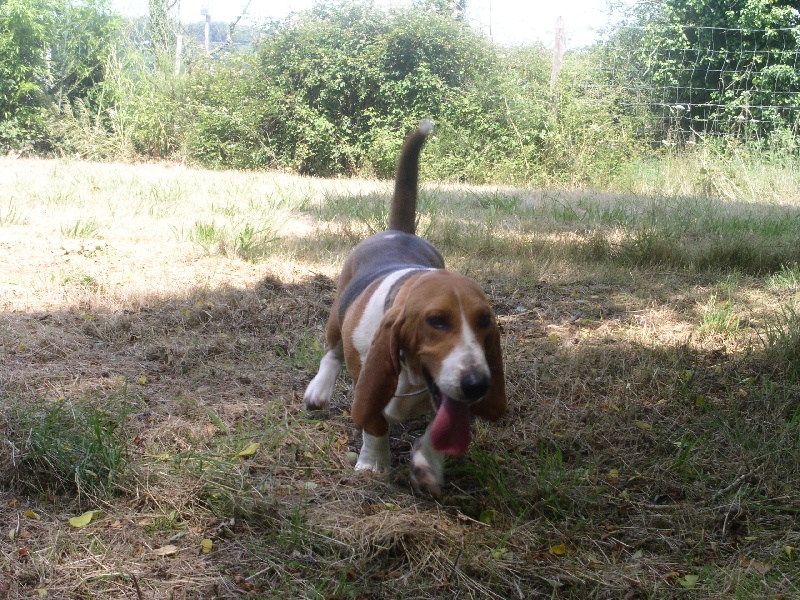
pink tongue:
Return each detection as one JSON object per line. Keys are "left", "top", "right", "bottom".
{"left": 430, "top": 395, "right": 472, "bottom": 456}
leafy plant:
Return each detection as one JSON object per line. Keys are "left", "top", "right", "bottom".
{"left": 61, "top": 217, "right": 99, "bottom": 238}
{"left": 8, "top": 391, "right": 131, "bottom": 495}
{"left": 0, "top": 200, "right": 24, "bottom": 225}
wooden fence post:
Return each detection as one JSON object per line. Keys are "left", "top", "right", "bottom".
{"left": 550, "top": 16, "right": 564, "bottom": 119}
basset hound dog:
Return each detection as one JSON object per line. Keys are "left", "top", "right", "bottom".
{"left": 303, "top": 120, "right": 506, "bottom": 497}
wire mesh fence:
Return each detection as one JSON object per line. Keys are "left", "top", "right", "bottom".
{"left": 579, "top": 25, "right": 800, "bottom": 148}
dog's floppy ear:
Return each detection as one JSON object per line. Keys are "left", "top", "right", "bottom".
{"left": 351, "top": 306, "right": 404, "bottom": 437}
{"left": 471, "top": 323, "right": 506, "bottom": 422}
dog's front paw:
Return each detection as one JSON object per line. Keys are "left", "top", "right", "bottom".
{"left": 355, "top": 432, "right": 391, "bottom": 472}
{"left": 411, "top": 463, "right": 443, "bottom": 498}
{"left": 355, "top": 457, "right": 389, "bottom": 472}
{"left": 410, "top": 436, "right": 445, "bottom": 498}
{"left": 303, "top": 380, "right": 331, "bottom": 410}
{"left": 303, "top": 350, "right": 342, "bottom": 410}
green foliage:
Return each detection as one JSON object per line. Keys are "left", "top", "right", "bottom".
{"left": 0, "top": 0, "right": 53, "bottom": 146}
{"left": 248, "top": 0, "right": 498, "bottom": 177}
{"left": 4, "top": 0, "right": 796, "bottom": 185}
{"left": 0, "top": 0, "right": 120, "bottom": 151}
{"left": 181, "top": 1, "right": 643, "bottom": 184}
{"left": 9, "top": 392, "right": 131, "bottom": 495}
{"left": 49, "top": 0, "right": 120, "bottom": 110}
{"left": 613, "top": 0, "right": 800, "bottom": 143}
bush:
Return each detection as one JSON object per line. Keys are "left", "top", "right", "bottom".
{"left": 0, "top": 0, "right": 119, "bottom": 153}
{"left": 183, "top": 1, "right": 643, "bottom": 185}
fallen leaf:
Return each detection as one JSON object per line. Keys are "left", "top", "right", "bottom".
{"left": 677, "top": 574, "right": 699, "bottom": 588}
{"left": 740, "top": 556, "right": 771, "bottom": 575}
{"left": 236, "top": 442, "right": 260, "bottom": 457}
{"left": 201, "top": 539, "right": 213, "bottom": 554}
{"left": 479, "top": 509, "right": 497, "bottom": 525}
{"left": 586, "top": 553, "right": 601, "bottom": 564}
{"left": 24, "top": 510, "right": 40, "bottom": 520}
{"left": 153, "top": 544, "right": 179, "bottom": 557}
{"left": 549, "top": 544, "right": 567, "bottom": 556}
{"left": 69, "top": 510, "right": 104, "bottom": 528}
{"left": 492, "top": 547, "right": 509, "bottom": 560}
{"left": 8, "top": 529, "right": 15, "bottom": 541}
{"left": 785, "top": 546, "right": 796, "bottom": 560}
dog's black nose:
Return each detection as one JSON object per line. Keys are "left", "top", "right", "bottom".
{"left": 461, "top": 372, "right": 490, "bottom": 401}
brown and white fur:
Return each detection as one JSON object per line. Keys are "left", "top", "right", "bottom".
{"left": 303, "top": 120, "right": 506, "bottom": 497}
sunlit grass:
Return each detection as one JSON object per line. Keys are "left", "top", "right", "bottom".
{"left": 1, "top": 156, "right": 799, "bottom": 599}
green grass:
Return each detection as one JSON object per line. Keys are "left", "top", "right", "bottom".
{"left": 0, "top": 200, "right": 25, "bottom": 225}
{"left": 188, "top": 219, "right": 279, "bottom": 260}
{"left": 1, "top": 156, "right": 800, "bottom": 598}
{"left": 61, "top": 217, "right": 100, "bottom": 238}
{"left": 767, "top": 262, "right": 800, "bottom": 290}
{"left": 7, "top": 388, "right": 132, "bottom": 497}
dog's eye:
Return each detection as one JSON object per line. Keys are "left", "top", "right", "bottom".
{"left": 426, "top": 315, "right": 450, "bottom": 330}
{"left": 476, "top": 313, "right": 492, "bottom": 329}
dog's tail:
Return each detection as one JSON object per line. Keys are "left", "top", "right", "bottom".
{"left": 389, "top": 119, "right": 433, "bottom": 235}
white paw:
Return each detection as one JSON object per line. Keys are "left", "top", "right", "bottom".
{"left": 303, "top": 350, "right": 342, "bottom": 410}
{"left": 355, "top": 432, "right": 391, "bottom": 472}
{"left": 410, "top": 434, "right": 445, "bottom": 497}
{"left": 303, "top": 377, "right": 332, "bottom": 410}
{"left": 355, "top": 458, "right": 389, "bottom": 472}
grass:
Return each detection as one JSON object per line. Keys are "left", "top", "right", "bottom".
{"left": 61, "top": 217, "right": 100, "bottom": 239}
{"left": 0, "top": 155, "right": 799, "bottom": 598}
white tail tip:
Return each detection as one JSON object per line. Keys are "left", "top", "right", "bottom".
{"left": 418, "top": 119, "right": 434, "bottom": 135}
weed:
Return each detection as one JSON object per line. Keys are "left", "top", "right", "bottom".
{"left": 768, "top": 263, "right": 800, "bottom": 291}
{"left": 63, "top": 271, "right": 100, "bottom": 292}
{"left": 759, "top": 301, "right": 800, "bottom": 377}
{"left": 0, "top": 200, "right": 25, "bottom": 225}
{"left": 189, "top": 219, "right": 226, "bottom": 254}
{"left": 61, "top": 217, "right": 99, "bottom": 239}
{"left": 6, "top": 389, "right": 132, "bottom": 496}
{"left": 46, "top": 188, "right": 76, "bottom": 206}
{"left": 701, "top": 293, "right": 740, "bottom": 335}
{"left": 188, "top": 219, "right": 279, "bottom": 261}
{"left": 234, "top": 221, "right": 277, "bottom": 262}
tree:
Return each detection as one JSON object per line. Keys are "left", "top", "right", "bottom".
{"left": 0, "top": 0, "right": 120, "bottom": 151}
{"left": 49, "top": 0, "right": 119, "bottom": 109}
{"left": 148, "top": 0, "right": 177, "bottom": 59}
{"left": 0, "top": 0, "right": 53, "bottom": 146}
{"left": 253, "top": 0, "right": 496, "bottom": 176}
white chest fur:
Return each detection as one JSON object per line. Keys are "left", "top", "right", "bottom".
{"left": 351, "top": 267, "right": 431, "bottom": 360}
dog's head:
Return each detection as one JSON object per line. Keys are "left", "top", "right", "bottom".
{"left": 353, "top": 270, "right": 506, "bottom": 454}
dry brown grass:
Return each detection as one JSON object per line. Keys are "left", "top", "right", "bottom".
{"left": 1, "top": 157, "right": 799, "bottom": 599}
